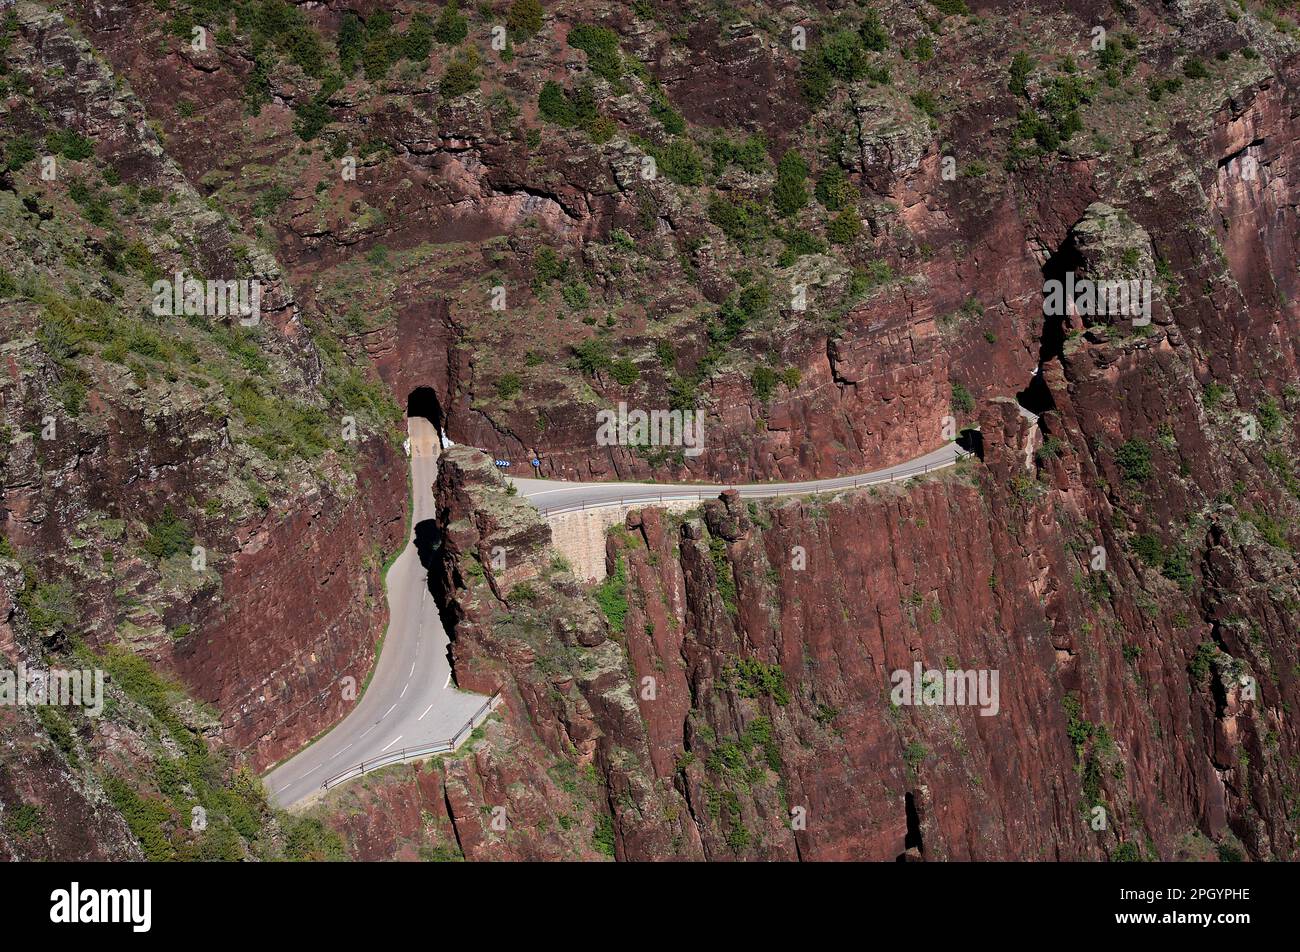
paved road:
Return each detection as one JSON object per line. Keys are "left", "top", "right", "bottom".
{"left": 265, "top": 435, "right": 967, "bottom": 807}
{"left": 264, "top": 417, "right": 488, "bottom": 809}
{"left": 508, "top": 442, "right": 966, "bottom": 515}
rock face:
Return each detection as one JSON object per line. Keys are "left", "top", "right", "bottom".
{"left": 4, "top": 0, "right": 1300, "bottom": 862}
{"left": 377, "top": 396, "right": 1298, "bottom": 861}
{"left": 176, "top": 434, "right": 406, "bottom": 771}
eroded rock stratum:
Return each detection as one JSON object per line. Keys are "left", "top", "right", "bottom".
{"left": 1, "top": 0, "right": 1299, "bottom": 861}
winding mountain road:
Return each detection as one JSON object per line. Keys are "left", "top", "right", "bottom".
{"left": 509, "top": 442, "right": 966, "bottom": 514}
{"left": 265, "top": 417, "right": 488, "bottom": 809}
{"left": 265, "top": 428, "right": 969, "bottom": 808}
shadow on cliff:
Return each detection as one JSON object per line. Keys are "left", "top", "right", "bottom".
{"left": 413, "top": 519, "right": 442, "bottom": 578}
{"left": 414, "top": 517, "right": 464, "bottom": 678}
{"left": 1017, "top": 227, "right": 1084, "bottom": 417}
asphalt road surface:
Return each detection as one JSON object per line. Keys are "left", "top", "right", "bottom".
{"left": 265, "top": 436, "right": 967, "bottom": 806}
{"left": 508, "top": 442, "right": 966, "bottom": 515}
{"left": 264, "top": 417, "right": 487, "bottom": 809}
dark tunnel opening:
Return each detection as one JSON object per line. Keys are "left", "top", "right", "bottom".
{"left": 407, "top": 386, "right": 446, "bottom": 431}
{"left": 956, "top": 427, "right": 983, "bottom": 460}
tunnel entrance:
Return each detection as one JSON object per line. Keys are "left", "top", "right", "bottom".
{"left": 407, "top": 386, "right": 446, "bottom": 431}
{"left": 956, "top": 427, "right": 983, "bottom": 460}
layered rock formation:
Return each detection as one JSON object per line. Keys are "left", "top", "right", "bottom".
{"left": 3, "top": 0, "right": 1300, "bottom": 861}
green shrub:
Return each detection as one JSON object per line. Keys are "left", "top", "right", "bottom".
{"left": 18, "top": 577, "right": 77, "bottom": 632}
{"left": 293, "top": 89, "right": 334, "bottom": 140}
{"left": 771, "top": 149, "right": 809, "bottom": 217}
{"left": 1188, "top": 641, "right": 1218, "bottom": 681}
{"left": 649, "top": 94, "right": 685, "bottom": 135}
{"left": 929, "top": 0, "right": 970, "bottom": 14}
{"left": 37, "top": 706, "right": 80, "bottom": 769}
{"left": 815, "top": 163, "right": 856, "bottom": 211}
{"left": 1162, "top": 544, "right": 1194, "bottom": 591}
{"left": 1131, "top": 533, "right": 1163, "bottom": 567}
{"left": 826, "top": 208, "right": 862, "bottom": 244}
{"left": 533, "top": 246, "right": 568, "bottom": 284}
{"left": 4, "top": 135, "right": 36, "bottom": 170}
{"left": 567, "top": 24, "right": 621, "bottom": 81}
{"left": 709, "top": 536, "right": 738, "bottom": 612}
{"left": 904, "top": 740, "right": 928, "bottom": 770}
{"left": 336, "top": 12, "right": 366, "bottom": 75}
{"left": 538, "top": 81, "right": 576, "bottom": 125}
{"left": 507, "top": 0, "right": 544, "bottom": 41}
{"left": 592, "top": 813, "right": 616, "bottom": 857}
{"left": 538, "top": 81, "right": 614, "bottom": 142}
{"left": 573, "top": 337, "right": 611, "bottom": 375}
{"left": 820, "top": 28, "right": 868, "bottom": 81}
{"left": 608, "top": 359, "right": 638, "bottom": 385}
{"left": 860, "top": 10, "right": 889, "bottom": 51}
{"left": 594, "top": 555, "right": 629, "bottom": 632}
{"left": 4, "top": 803, "right": 45, "bottom": 838}
{"left": 1114, "top": 438, "right": 1153, "bottom": 482}
{"left": 709, "top": 132, "right": 767, "bottom": 175}
{"left": 1243, "top": 509, "right": 1291, "bottom": 550}
{"left": 440, "top": 52, "right": 480, "bottom": 97}
{"left": 654, "top": 139, "right": 703, "bottom": 185}
{"left": 496, "top": 373, "right": 521, "bottom": 400}
{"left": 911, "top": 90, "right": 940, "bottom": 118}
{"left": 433, "top": 0, "right": 468, "bottom": 46}
{"left": 715, "top": 282, "right": 770, "bottom": 341}
{"left": 707, "top": 194, "right": 767, "bottom": 248}
{"left": 561, "top": 279, "right": 589, "bottom": 309}
{"left": 778, "top": 227, "right": 825, "bottom": 264}
{"left": 103, "top": 775, "right": 175, "bottom": 861}
{"left": 751, "top": 366, "right": 778, "bottom": 402}
{"left": 402, "top": 12, "right": 434, "bottom": 60}
{"left": 950, "top": 381, "right": 975, "bottom": 415}
{"left": 1257, "top": 397, "right": 1283, "bottom": 433}
{"left": 1009, "top": 52, "right": 1033, "bottom": 97}
{"left": 144, "top": 506, "right": 193, "bottom": 560}
{"left": 46, "top": 128, "right": 95, "bottom": 161}
{"left": 728, "top": 656, "right": 790, "bottom": 705}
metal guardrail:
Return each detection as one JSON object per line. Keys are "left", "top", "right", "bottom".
{"left": 535, "top": 449, "right": 973, "bottom": 516}
{"left": 320, "top": 691, "right": 503, "bottom": 791}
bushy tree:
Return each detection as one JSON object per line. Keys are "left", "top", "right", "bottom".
{"left": 826, "top": 208, "right": 862, "bottom": 244}
{"left": 772, "top": 149, "right": 809, "bottom": 217}
{"left": 433, "top": 0, "right": 468, "bottom": 46}
{"left": 507, "top": 0, "right": 544, "bottom": 40}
